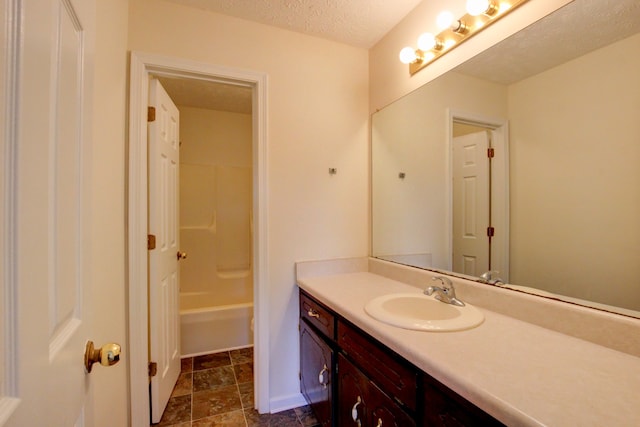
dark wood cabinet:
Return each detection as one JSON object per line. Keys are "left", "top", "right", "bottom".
{"left": 337, "top": 354, "right": 415, "bottom": 427}
{"left": 422, "top": 375, "right": 504, "bottom": 427}
{"left": 338, "top": 320, "right": 418, "bottom": 411}
{"left": 299, "top": 289, "right": 504, "bottom": 427}
{"left": 300, "top": 320, "right": 333, "bottom": 427}
{"left": 300, "top": 292, "right": 335, "bottom": 338}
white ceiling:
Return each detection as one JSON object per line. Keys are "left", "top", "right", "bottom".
{"left": 163, "top": 0, "right": 424, "bottom": 48}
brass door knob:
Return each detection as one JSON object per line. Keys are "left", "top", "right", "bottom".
{"left": 177, "top": 251, "right": 187, "bottom": 261}
{"left": 84, "top": 341, "right": 121, "bottom": 373}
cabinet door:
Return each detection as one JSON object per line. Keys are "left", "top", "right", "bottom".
{"left": 423, "top": 379, "right": 504, "bottom": 427}
{"left": 338, "top": 354, "right": 416, "bottom": 427}
{"left": 300, "top": 320, "right": 333, "bottom": 426}
{"left": 337, "top": 354, "right": 369, "bottom": 426}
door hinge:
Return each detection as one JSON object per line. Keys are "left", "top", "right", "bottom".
{"left": 147, "top": 106, "right": 156, "bottom": 122}
{"left": 487, "top": 148, "right": 495, "bottom": 158}
{"left": 148, "top": 234, "right": 156, "bottom": 250}
{"left": 487, "top": 226, "right": 495, "bottom": 237}
{"left": 298, "top": 371, "right": 301, "bottom": 380}
{"left": 148, "top": 361, "right": 158, "bottom": 377}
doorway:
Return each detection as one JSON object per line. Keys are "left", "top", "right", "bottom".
{"left": 127, "top": 52, "right": 269, "bottom": 425}
{"left": 447, "top": 109, "right": 510, "bottom": 282}
{"left": 155, "top": 75, "right": 255, "bottom": 357}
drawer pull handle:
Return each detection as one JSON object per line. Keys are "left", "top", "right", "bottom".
{"left": 376, "top": 419, "right": 383, "bottom": 427}
{"left": 318, "top": 364, "right": 328, "bottom": 389}
{"left": 308, "top": 308, "right": 320, "bottom": 318}
{"left": 351, "top": 396, "right": 362, "bottom": 425}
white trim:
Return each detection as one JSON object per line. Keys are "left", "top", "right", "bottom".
{"left": 127, "top": 51, "right": 270, "bottom": 425}
{"left": 269, "top": 392, "right": 307, "bottom": 414}
{"left": 446, "top": 109, "right": 510, "bottom": 280}
{"left": 1, "top": 1, "right": 20, "bottom": 422}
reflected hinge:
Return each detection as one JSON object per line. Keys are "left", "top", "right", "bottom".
{"left": 148, "top": 106, "right": 156, "bottom": 122}
{"left": 148, "top": 361, "right": 158, "bottom": 377}
{"left": 487, "top": 226, "right": 495, "bottom": 237}
{"left": 148, "top": 234, "right": 156, "bottom": 250}
{"left": 487, "top": 148, "right": 495, "bottom": 158}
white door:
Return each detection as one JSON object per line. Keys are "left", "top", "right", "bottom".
{"left": 452, "top": 131, "right": 491, "bottom": 276}
{"left": 1, "top": 0, "right": 117, "bottom": 425}
{"left": 148, "top": 78, "right": 182, "bottom": 423}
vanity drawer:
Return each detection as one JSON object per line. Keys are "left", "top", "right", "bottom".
{"left": 337, "top": 320, "right": 418, "bottom": 411}
{"left": 300, "top": 291, "right": 335, "bottom": 340}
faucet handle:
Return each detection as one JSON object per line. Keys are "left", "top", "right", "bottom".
{"left": 432, "top": 276, "right": 453, "bottom": 289}
{"left": 424, "top": 285, "right": 440, "bottom": 296}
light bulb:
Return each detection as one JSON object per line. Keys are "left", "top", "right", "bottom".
{"left": 399, "top": 47, "right": 418, "bottom": 64}
{"left": 466, "top": 0, "right": 490, "bottom": 16}
{"left": 436, "top": 11, "right": 455, "bottom": 30}
{"left": 417, "top": 33, "right": 440, "bottom": 51}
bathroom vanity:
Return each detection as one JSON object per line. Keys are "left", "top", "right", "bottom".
{"left": 300, "top": 289, "right": 502, "bottom": 426}
{"left": 297, "top": 258, "right": 640, "bottom": 427}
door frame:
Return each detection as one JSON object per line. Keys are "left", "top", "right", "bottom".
{"left": 127, "top": 51, "right": 269, "bottom": 425}
{"left": 1, "top": 0, "right": 20, "bottom": 421}
{"left": 446, "top": 109, "right": 510, "bottom": 281}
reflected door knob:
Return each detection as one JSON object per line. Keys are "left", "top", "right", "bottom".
{"left": 177, "top": 251, "right": 187, "bottom": 261}
{"left": 84, "top": 340, "right": 121, "bottom": 373}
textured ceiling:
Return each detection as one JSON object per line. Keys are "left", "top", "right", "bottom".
{"left": 454, "top": 0, "right": 640, "bottom": 84}
{"left": 156, "top": 76, "right": 253, "bottom": 114}
{"left": 163, "top": 0, "right": 424, "bottom": 48}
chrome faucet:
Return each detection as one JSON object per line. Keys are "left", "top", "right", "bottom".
{"left": 479, "top": 270, "right": 504, "bottom": 285}
{"left": 425, "top": 276, "right": 465, "bottom": 307}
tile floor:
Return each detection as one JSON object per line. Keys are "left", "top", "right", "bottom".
{"left": 153, "top": 347, "right": 320, "bottom": 427}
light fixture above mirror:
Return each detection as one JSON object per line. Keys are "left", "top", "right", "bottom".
{"left": 399, "top": 0, "right": 530, "bottom": 75}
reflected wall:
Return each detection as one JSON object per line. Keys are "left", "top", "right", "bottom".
{"left": 508, "top": 33, "right": 640, "bottom": 309}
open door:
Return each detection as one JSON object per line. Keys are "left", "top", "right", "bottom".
{"left": 148, "top": 78, "right": 182, "bottom": 423}
{"left": 2, "top": 0, "right": 123, "bottom": 425}
{"left": 452, "top": 130, "right": 491, "bottom": 276}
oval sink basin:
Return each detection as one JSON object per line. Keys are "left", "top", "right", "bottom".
{"left": 364, "top": 293, "right": 484, "bottom": 332}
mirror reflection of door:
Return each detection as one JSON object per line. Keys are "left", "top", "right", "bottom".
{"left": 452, "top": 128, "right": 491, "bottom": 276}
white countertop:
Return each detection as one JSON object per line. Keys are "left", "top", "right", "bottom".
{"left": 297, "top": 271, "right": 640, "bottom": 427}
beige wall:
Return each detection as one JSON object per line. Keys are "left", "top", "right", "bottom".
{"left": 92, "top": 0, "right": 129, "bottom": 424}
{"left": 508, "top": 33, "right": 640, "bottom": 310}
{"left": 128, "top": 0, "right": 369, "bottom": 404}
{"left": 369, "top": 0, "right": 573, "bottom": 112}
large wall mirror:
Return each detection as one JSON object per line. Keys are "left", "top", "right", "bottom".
{"left": 372, "top": 0, "right": 640, "bottom": 318}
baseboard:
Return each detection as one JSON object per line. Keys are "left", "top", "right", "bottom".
{"left": 269, "top": 392, "right": 308, "bottom": 414}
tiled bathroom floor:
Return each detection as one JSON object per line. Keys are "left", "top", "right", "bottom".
{"left": 153, "top": 347, "right": 320, "bottom": 427}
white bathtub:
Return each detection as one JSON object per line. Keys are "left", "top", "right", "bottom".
{"left": 180, "top": 292, "right": 253, "bottom": 357}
